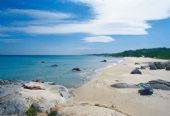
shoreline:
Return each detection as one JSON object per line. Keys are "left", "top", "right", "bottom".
{"left": 67, "top": 57, "right": 170, "bottom": 116}
{"left": 1, "top": 57, "right": 170, "bottom": 115}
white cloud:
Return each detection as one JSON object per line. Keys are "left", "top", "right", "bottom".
{"left": 7, "top": 9, "right": 72, "bottom": 19}
{"left": 1, "top": 0, "right": 170, "bottom": 35}
{"left": 82, "top": 36, "right": 115, "bottom": 43}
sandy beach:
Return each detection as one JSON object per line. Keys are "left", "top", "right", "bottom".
{"left": 61, "top": 57, "right": 170, "bottom": 116}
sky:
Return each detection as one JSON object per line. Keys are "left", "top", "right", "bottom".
{"left": 0, "top": 0, "right": 170, "bottom": 55}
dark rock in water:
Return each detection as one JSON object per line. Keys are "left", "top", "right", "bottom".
{"left": 111, "top": 83, "right": 138, "bottom": 88}
{"left": 147, "top": 79, "right": 170, "bottom": 90}
{"left": 149, "top": 63, "right": 157, "bottom": 70}
{"left": 138, "top": 89, "right": 153, "bottom": 95}
{"left": 72, "top": 68, "right": 81, "bottom": 71}
{"left": 131, "top": 68, "right": 142, "bottom": 74}
{"left": 41, "top": 61, "right": 45, "bottom": 63}
{"left": 100, "top": 60, "right": 107, "bottom": 62}
{"left": 165, "top": 65, "right": 170, "bottom": 71}
{"left": 51, "top": 64, "right": 58, "bottom": 67}
{"left": 31, "top": 103, "right": 43, "bottom": 112}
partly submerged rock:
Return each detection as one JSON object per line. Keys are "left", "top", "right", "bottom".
{"left": 41, "top": 61, "right": 45, "bottom": 63}
{"left": 51, "top": 64, "right": 58, "bottom": 67}
{"left": 111, "top": 83, "right": 138, "bottom": 88}
{"left": 131, "top": 68, "right": 142, "bottom": 74}
{"left": 72, "top": 68, "right": 81, "bottom": 71}
{"left": 100, "top": 60, "right": 107, "bottom": 62}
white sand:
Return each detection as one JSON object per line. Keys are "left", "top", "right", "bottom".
{"left": 67, "top": 57, "right": 170, "bottom": 116}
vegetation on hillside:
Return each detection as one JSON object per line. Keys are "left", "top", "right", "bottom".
{"left": 93, "top": 48, "right": 170, "bottom": 59}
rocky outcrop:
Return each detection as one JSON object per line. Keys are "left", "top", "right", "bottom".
{"left": 0, "top": 80, "right": 70, "bottom": 115}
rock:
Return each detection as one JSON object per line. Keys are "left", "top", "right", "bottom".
{"left": 58, "top": 85, "right": 71, "bottom": 99}
{"left": 31, "top": 103, "right": 43, "bottom": 112}
{"left": 0, "top": 80, "right": 19, "bottom": 85}
{"left": 41, "top": 61, "right": 45, "bottom": 63}
{"left": 131, "top": 68, "right": 142, "bottom": 74}
{"left": 149, "top": 63, "right": 157, "bottom": 70}
{"left": 100, "top": 60, "right": 107, "bottom": 62}
{"left": 72, "top": 68, "right": 81, "bottom": 71}
{"left": 165, "top": 65, "right": 170, "bottom": 71}
{"left": 32, "top": 79, "right": 44, "bottom": 83}
{"left": 154, "top": 62, "right": 165, "bottom": 69}
{"left": 135, "top": 62, "right": 140, "bottom": 65}
{"left": 138, "top": 89, "right": 153, "bottom": 95}
{"left": 51, "top": 64, "right": 58, "bottom": 67}
{"left": 147, "top": 79, "right": 170, "bottom": 90}
{"left": 111, "top": 83, "right": 138, "bottom": 88}
{"left": 0, "top": 80, "right": 70, "bottom": 115}
{"left": 22, "top": 84, "right": 45, "bottom": 90}
{"left": 140, "top": 66, "right": 146, "bottom": 69}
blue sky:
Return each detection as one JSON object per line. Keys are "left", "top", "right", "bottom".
{"left": 0, "top": 0, "right": 170, "bottom": 55}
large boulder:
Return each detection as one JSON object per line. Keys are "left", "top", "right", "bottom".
{"left": 154, "top": 62, "right": 165, "bottom": 69}
{"left": 131, "top": 68, "right": 142, "bottom": 74}
{"left": 147, "top": 79, "right": 170, "bottom": 90}
{"left": 165, "top": 65, "right": 170, "bottom": 71}
{"left": 149, "top": 63, "right": 157, "bottom": 70}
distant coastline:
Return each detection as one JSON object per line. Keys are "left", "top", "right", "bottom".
{"left": 92, "top": 47, "right": 170, "bottom": 59}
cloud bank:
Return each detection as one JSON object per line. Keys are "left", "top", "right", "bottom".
{"left": 1, "top": 0, "right": 170, "bottom": 36}
{"left": 82, "top": 36, "right": 114, "bottom": 43}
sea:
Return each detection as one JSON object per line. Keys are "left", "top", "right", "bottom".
{"left": 0, "top": 55, "right": 122, "bottom": 88}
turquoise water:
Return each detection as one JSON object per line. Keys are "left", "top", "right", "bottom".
{"left": 0, "top": 55, "right": 121, "bottom": 88}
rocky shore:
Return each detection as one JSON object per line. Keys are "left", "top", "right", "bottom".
{"left": 1, "top": 57, "right": 170, "bottom": 116}
{"left": 0, "top": 80, "right": 70, "bottom": 115}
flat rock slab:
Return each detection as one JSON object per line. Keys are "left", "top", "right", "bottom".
{"left": 111, "top": 83, "right": 138, "bottom": 88}
{"left": 147, "top": 79, "right": 170, "bottom": 90}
